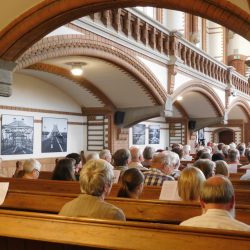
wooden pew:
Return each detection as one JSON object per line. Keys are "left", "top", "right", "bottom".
{"left": 1, "top": 189, "right": 250, "bottom": 225}
{"left": 1, "top": 177, "right": 250, "bottom": 204}
{"left": 0, "top": 210, "right": 250, "bottom": 250}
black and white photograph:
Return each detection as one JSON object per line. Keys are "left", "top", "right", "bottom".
{"left": 149, "top": 125, "right": 160, "bottom": 144}
{"left": 1, "top": 114, "right": 34, "bottom": 155}
{"left": 42, "top": 117, "right": 67, "bottom": 153}
{"left": 132, "top": 124, "right": 145, "bottom": 145}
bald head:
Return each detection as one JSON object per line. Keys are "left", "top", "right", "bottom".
{"left": 200, "top": 176, "right": 234, "bottom": 205}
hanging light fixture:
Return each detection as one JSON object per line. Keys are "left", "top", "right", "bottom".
{"left": 66, "top": 62, "right": 87, "bottom": 76}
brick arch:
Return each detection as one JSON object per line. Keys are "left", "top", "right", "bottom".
{"left": 0, "top": 0, "right": 249, "bottom": 61}
{"left": 172, "top": 81, "right": 225, "bottom": 117}
{"left": 16, "top": 34, "right": 167, "bottom": 105}
{"left": 227, "top": 98, "right": 250, "bottom": 121}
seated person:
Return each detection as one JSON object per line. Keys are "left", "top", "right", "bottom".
{"left": 193, "top": 159, "right": 215, "bottom": 179}
{"left": 180, "top": 176, "right": 250, "bottom": 231}
{"left": 66, "top": 153, "right": 82, "bottom": 180}
{"left": 143, "top": 151, "right": 179, "bottom": 186}
{"left": 59, "top": 159, "right": 125, "bottom": 221}
{"left": 52, "top": 158, "right": 76, "bottom": 181}
{"left": 22, "top": 159, "right": 41, "bottom": 179}
{"left": 86, "top": 152, "right": 99, "bottom": 162}
{"left": 117, "top": 168, "right": 144, "bottom": 199}
{"left": 142, "top": 146, "right": 155, "bottom": 168}
{"left": 128, "top": 146, "right": 147, "bottom": 171}
{"left": 240, "top": 150, "right": 250, "bottom": 169}
{"left": 178, "top": 166, "right": 205, "bottom": 201}
{"left": 113, "top": 149, "right": 130, "bottom": 173}
{"left": 99, "top": 149, "right": 112, "bottom": 163}
{"left": 211, "top": 152, "right": 225, "bottom": 162}
{"left": 215, "top": 160, "right": 229, "bottom": 177}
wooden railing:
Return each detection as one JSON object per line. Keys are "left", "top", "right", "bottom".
{"left": 78, "top": 8, "right": 249, "bottom": 95}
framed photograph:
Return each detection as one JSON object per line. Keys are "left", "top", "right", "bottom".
{"left": 132, "top": 124, "right": 145, "bottom": 145}
{"left": 149, "top": 125, "right": 160, "bottom": 144}
{"left": 1, "top": 114, "right": 34, "bottom": 155}
{"left": 42, "top": 117, "right": 67, "bottom": 153}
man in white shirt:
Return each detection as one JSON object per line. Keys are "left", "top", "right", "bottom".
{"left": 180, "top": 175, "right": 250, "bottom": 231}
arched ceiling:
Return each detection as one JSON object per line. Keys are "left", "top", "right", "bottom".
{"left": 20, "top": 56, "right": 157, "bottom": 109}
{"left": 175, "top": 92, "right": 218, "bottom": 118}
{"left": 228, "top": 105, "right": 249, "bottom": 122}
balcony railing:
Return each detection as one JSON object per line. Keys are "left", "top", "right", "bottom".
{"left": 79, "top": 8, "right": 249, "bottom": 95}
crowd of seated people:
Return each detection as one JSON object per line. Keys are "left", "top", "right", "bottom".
{"left": 2, "top": 140, "right": 250, "bottom": 231}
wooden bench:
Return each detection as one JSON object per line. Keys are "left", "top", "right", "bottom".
{"left": 1, "top": 189, "right": 250, "bottom": 225}
{"left": 0, "top": 209, "right": 250, "bottom": 250}
{"left": 1, "top": 177, "right": 250, "bottom": 204}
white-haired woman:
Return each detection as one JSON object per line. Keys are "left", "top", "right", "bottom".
{"left": 59, "top": 159, "right": 125, "bottom": 221}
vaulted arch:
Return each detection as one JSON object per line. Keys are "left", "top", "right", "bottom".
{"left": 17, "top": 34, "right": 167, "bottom": 106}
{"left": 227, "top": 98, "right": 250, "bottom": 121}
{"left": 172, "top": 81, "right": 225, "bottom": 117}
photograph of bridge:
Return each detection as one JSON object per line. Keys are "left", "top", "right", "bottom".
{"left": 1, "top": 114, "right": 34, "bottom": 155}
{"left": 42, "top": 117, "right": 67, "bottom": 153}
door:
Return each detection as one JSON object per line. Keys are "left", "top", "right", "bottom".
{"left": 218, "top": 130, "right": 234, "bottom": 144}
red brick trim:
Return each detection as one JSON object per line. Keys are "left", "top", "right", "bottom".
{"left": 227, "top": 98, "right": 250, "bottom": 121}
{"left": 17, "top": 34, "right": 166, "bottom": 105}
{"left": 172, "top": 81, "right": 225, "bottom": 117}
{"left": 27, "top": 63, "right": 116, "bottom": 110}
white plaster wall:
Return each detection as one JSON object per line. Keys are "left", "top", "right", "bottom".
{"left": 211, "top": 86, "right": 225, "bottom": 106}
{"left": 173, "top": 73, "right": 192, "bottom": 92}
{"left": 227, "top": 34, "right": 250, "bottom": 56}
{"left": 129, "top": 117, "right": 169, "bottom": 151}
{"left": 46, "top": 26, "right": 82, "bottom": 37}
{"left": 206, "top": 21, "right": 223, "bottom": 62}
{"left": 137, "top": 56, "right": 167, "bottom": 88}
{"left": 164, "top": 10, "right": 184, "bottom": 35}
{"left": 0, "top": 73, "right": 86, "bottom": 160}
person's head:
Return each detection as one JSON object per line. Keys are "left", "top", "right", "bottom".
{"left": 217, "top": 143, "right": 224, "bottom": 151}
{"left": 99, "top": 149, "right": 112, "bottom": 163}
{"left": 222, "top": 144, "right": 230, "bottom": 158}
{"left": 22, "top": 159, "right": 41, "bottom": 179}
{"left": 172, "top": 147, "right": 183, "bottom": 160}
{"left": 199, "top": 152, "right": 211, "bottom": 160}
{"left": 200, "top": 176, "right": 235, "bottom": 215}
{"left": 117, "top": 168, "right": 144, "bottom": 199}
{"left": 80, "top": 159, "right": 114, "bottom": 198}
{"left": 143, "top": 146, "right": 155, "bottom": 161}
{"left": 229, "top": 142, "right": 236, "bottom": 150}
{"left": 178, "top": 166, "right": 206, "bottom": 201}
{"left": 151, "top": 151, "right": 180, "bottom": 175}
{"left": 183, "top": 145, "right": 191, "bottom": 155}
{"left": 237, "top": 143, "right": 246, "bottom": 156}
{"left": 52, "top": 158, "right": 76, "bottom": 181}
{"left": 86, "top": 152, "right": 100, "bottom": 162}
{"left": 193, "top": 159, "right": 215, "bottom": 179}
{"left": 66, "top": 153, "right": 82, "bottom": 173}
{"left": 113, "top": 149, "right": 130, "bottom": 166}
{"left": 211, "top": 152, "right": 225, "bottom": 162}
{"left": 215, "top": 160, "right": 229, "bottom": 177}
{"left": 228, "top": 149, "right": 240, "bottom": 163}
{"left": 245, "top": 149, "right": 250, "bottom": 162}
{"left": 129, "top": 146, "right": 143, "bottom": 162}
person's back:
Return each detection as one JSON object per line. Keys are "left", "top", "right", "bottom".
{"left": 59, "top": 159, "right": 125, "bottom": 221}
{"left": 180, "top": 176, "right": 250, "bottom": 231}
{"left": 117, "top": 168, "right": 144, "bottom": 199}
{"left": 52, "top": 158, "right": 76, "bottom": 181}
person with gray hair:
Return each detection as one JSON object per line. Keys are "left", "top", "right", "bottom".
{"left": 59, "top": 159, "right": 125, "bottom": 221}
{"left": 143, "top": 151, "right": 180, "bottom": 186}
{"left": 128, "top": 146, "right": 147, "bottom": 171}
{"left": 22, "top": 159, "right": 41, "bottom": 179}
{"left": 193, "top": 159, "right": 215, "bottom": 179}
{"left": 99, "top": 149, "right": 112, "bottom": 163}
{"left": 86, "top": 152, "right": 100, "bottom": 162}
{"left": 141, "top": 146, "right": 155, "bottom": 168}
{"left": 180, "top": 176, "right": 250, "bottom": 231}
